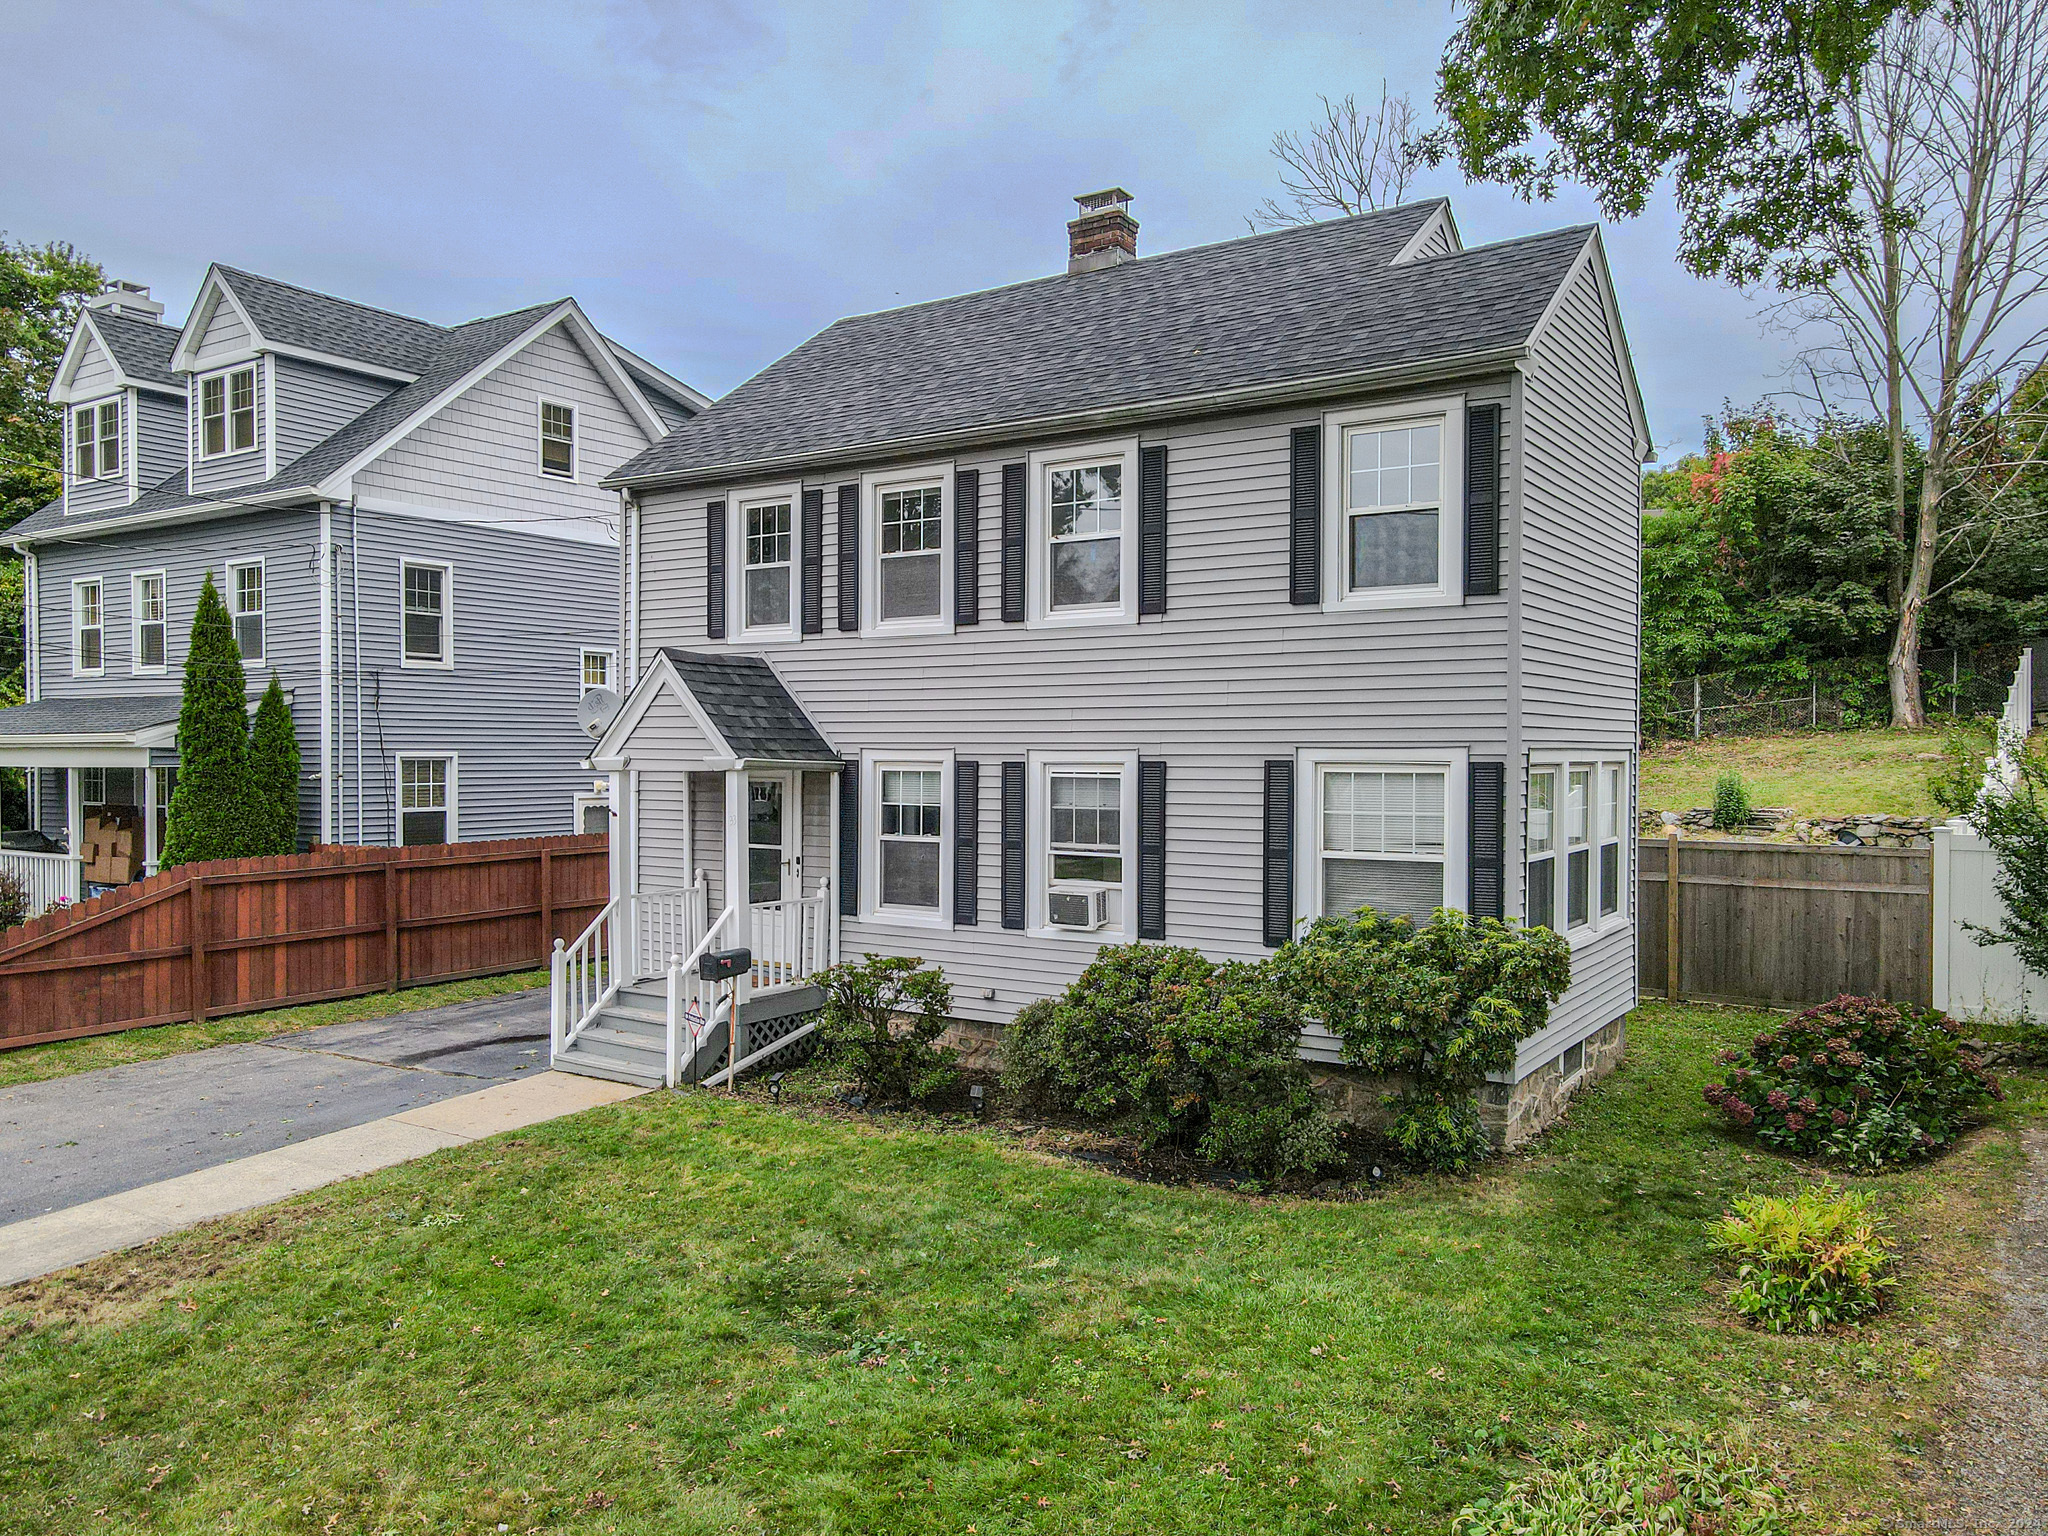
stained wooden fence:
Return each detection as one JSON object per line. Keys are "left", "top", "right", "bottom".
{"left": 1639, "top": 835, "right": 1933, "bottom": 1011}
{"left": 0, "top": 835, "right": 608, "bottom": 1052}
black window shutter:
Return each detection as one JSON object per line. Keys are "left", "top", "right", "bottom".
{"left": 1465, "top": 403, "right": 1502, "bottom": 597}
{"left": 1288, "top": 426, "right": 1320, "bottom": 605}
{"left": 1468, "top": 760, "right": 1505, "bottom": 919}
{"left": 1262, "top": 759, "right": 1294, "bottom": 946}
{"left": 1000, "top": 760, "right": 1026, "bottom": 929}
{"left": 800, "top": 486, "right": 825, "bottom": 634}
{"left": 705, "top": 500, "right": 727, "bottom": 640}
{"left": 999, "top": 462, "right": 1026, "bottom": 623}
{"left": 836, "top": 483, "right": 860, "bottom": 632}
{"left": 953, "top": 759, "right": 979, "bottom": 925}
{"left": 1137, "top": 758, "right": 1167, "bottom": 939}
{"left": 954, "top": 469, "right": 980, "bottom": 626}
{"left": 1138, "top": 444, "right": 1168, "bottom": 616}
{"left": 838, "top": 758, "right": 859, "bottom": 917}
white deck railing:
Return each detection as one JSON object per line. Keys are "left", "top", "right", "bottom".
{"left": 749, "top": 880, "right": 832, "bottom": 991}
{"left": 630, "top": 876, "right": 708, "bottom": 982}
{"left": 665, "top": 903, "right": 739, "bottom": 1088}
{"left": 0, "top": 850, "right": 83, "bottom": 921}
{"left": 550, "top": 899, "right": 621, "bottom": 1058}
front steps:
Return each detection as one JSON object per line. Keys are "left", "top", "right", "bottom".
{"left": 552, "top": 981, "right": 825, "bottom": 1088}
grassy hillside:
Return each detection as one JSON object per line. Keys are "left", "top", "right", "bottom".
{"left": 1640, "top": 728, "right": 1985, "bottom": 819}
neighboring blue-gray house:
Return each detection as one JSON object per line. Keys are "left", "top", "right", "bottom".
{"left": 1, "top": 269, "right": 704, "bottom": 908}
{"left": 553, "top": 194, "right": 1649, "bottom": 1147}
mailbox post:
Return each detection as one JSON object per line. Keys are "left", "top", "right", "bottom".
{"left": 699, "top": 947, "right": 751, "bottom": 1090}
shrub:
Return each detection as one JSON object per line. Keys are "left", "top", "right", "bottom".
{"left": 0, "top": 870, "right": 27, "bottom": 930}
{"left": 1454, "top": 1435, "right": 1788, "bottom": 1536}
{"left": 1712, "top": 769, "right": 1752, "bottom": 831}
{"left": 161, "top": 572, "right": 252, "bottom": 869}
{"left": 1267, "top": 909, "right": 1571, "bottom": 1172}
{"left": 999, "top": 943, "right": 1341, "bottom": 1182}
{"left": 815, "top": 953, "right": 958, "bottom": 1105}
{"left": 1702, "top": 994, "right": 2002, "bottom": 1169}
{"left": 245, "top": 674, "right": 301, "bottom": 856}
{"left": 1708, "top": 1184, "right": 1895, "bottom": 1333}
{"left": 1934, "top": 733, "right": 2048, "bottom": 985}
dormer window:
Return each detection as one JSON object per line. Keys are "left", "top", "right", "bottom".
{"left": 539, "top": 400, "right": 576, "bottom": 479}
{"left": 199, "top": 366, "right": 258, "bottom": 457}
{"left": 72, "top": 401, "right": 120, "bottom": 479}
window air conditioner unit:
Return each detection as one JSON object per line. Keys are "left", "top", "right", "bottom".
{"left": 1046, "top": 886, "right": 1111, "bottom": 931}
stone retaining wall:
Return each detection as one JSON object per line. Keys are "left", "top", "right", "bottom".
{"left": 1640, "top": 807, "right": 1938, "bottom": 847}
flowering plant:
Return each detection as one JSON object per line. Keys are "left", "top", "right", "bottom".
{"left": 1703, "top": 995, "right": 2000, "bottom": 1169}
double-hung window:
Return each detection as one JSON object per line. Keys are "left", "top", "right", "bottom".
{"left": 1526, "top": 756, "right": 1631, "bottom": 935}
{"left": 397, "top": 756, "right": 454, "bottom": 845}
{"left": 879, "top": 487, "right": 943, "bottom": 622}
{"left": 73, "top": 400, "right": 120, "bottom": 479}
{"left": 879, "top": 767, "right": 943, "bottom": 912}
{"left": 580, "top": 648, "right": 614, "bottom": 693}
{"left": 401, "top": 561, "right": 451, "bottom": 666}
{"left": 199, "top": 367, "right": 257, "bottom": 457}
{"left": 1322, "top": 396, "right": 1463, "bottom": 609}
{"left": 1027, "top": 441, "right": 1138, "bottom": 627}
{"left": 741, "top": 496, "right": 794, "bottom": 636}
{"left": 1316, "top": 766, "right": 1447, "bottom": 923}
{"left": 132, "top": 573, "right": 167, "bottom": 672}
{"left": 73, "top": 579, "right": 104, "bottom": 675}
{"left": 228, "top": 561, "right": 264, "bottom": 664}
{"left": 539, "top": 400, "right": 575, "bottom": 479}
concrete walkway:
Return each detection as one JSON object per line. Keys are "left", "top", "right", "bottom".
{"left": 0, "top": 990, "right": 644, "bottom": 1286}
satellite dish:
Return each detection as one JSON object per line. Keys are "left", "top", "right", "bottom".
{"left": 577, "top": 687, "right": 623, "bottom": 739}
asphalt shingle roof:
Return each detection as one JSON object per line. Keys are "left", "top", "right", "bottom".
{"left": 661, "top": 649, "right": 839, "bottom": 763}
{"left": 215, "top": 267, "right": 451, "bottom": 375}
{"left": 88, "top": 308, "right": 182, "bottom": 390}
{"left": 0, "top": 695, "right": 181, "bottom": 737}
{"left": 608, "top": 202, "right": 1595, "bottom": 485}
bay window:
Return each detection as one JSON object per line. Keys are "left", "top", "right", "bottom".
{"left": 1527, "top": 756, "right": 1631, "bottom": 935}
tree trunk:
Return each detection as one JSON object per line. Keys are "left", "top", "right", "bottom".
{"left": 1889, "top": 459, "right": 1945, "bottom": 729}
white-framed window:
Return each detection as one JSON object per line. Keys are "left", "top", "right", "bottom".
{"left": 1322, "top": 395, "right": 1465, "bottom": 610}
{"left": 861, "top": 754, "right": 952, "bottom": 925}
{"left": 400, "top": 560, "right": 453, "bottom": 667}
{"left": 82, "top": 767, "right": 107, "bottom": 807}
{"left": 1027, "top": 438, "right": 1139, "bottom": 628}
{"left": 72, "top": 578, "right": 104, "bottom": 676}
{"left": 861, "top": 464, "right": 953, "bottom": 636}
{"left": 132, "top": 571, "right": 167, "bottom": 673}
{"left": 1297, "top": 749, "right": 1469, "bottom": 927}
{"left": 227, "top": 560, "right": 264, "bottom": 664}
{"left": 1027, "top": 750, "right": 1138, "bottom": 937}
{"left": 573, "top": 788, "right": 611, "bottom": 835}
{"left": 397, "top": 755, "right": 455, "bottom": 846}
{"left": 732, "top": 486, "right": 800, "bottom": 641}
{"left": 539, "top": 399, "right": 576, "bottom": 480}
{"left": 72, "top": 399, "right": 121, "bottom": 480}
{"left": 198, "top": 366, "right": 258, "bottom": 458}
{"left": 1526, "top": 754, "right": 1631, "bottom": 938}
{"left": 580, "top": 648, "right": 615, "bottom": 694}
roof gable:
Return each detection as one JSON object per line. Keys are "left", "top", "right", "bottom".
{"left": 597, "top": 649, "right": 838, "bottom": 765}
{"left": 50, "top": 310, "right": 182, "bottom": 402}
{"left": 608, "top": 202, "right": 1596, "bottom": 486}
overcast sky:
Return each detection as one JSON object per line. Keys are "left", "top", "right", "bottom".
{"left": 8, "top": 0, "right": 1794, "bottom": 462}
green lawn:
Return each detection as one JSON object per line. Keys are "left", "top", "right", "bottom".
{"left": 1640, "top": 728, "right": 1986, "bottom": 819}
{"left": 1, "top": 1002, "right": 2037, "bottom": 1534}
{"left": 0, "top": 970, "right": 549, "bottom": 1090}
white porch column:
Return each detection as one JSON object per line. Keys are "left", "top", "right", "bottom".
{"left": 724, "top": 766, "right": 749, "bottom": 960}
{"left": 143, "top": 764, "right": 160, "bottom": 873}
{"left": 609, "top": 768, "right": 631, "bottom": 904}
{"left": 828, "top": 764, "right": 841, "bottom": 966}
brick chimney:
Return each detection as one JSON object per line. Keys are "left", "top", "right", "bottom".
{"left": 1068, "top": 188, "right": 1137, "bottom": 273}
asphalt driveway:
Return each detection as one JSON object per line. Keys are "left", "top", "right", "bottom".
{"left": 0, "top": 989, "right": 551, "bottom": 1226}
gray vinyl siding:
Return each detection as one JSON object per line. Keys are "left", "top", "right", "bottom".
{"left": 353, "top": 321, "right": 647, "bottom": 533}
{"left": 635, "top": 770, "right": 692, "bottom": 896}
{"left": 35, "top": 769, "right": 67, "bottom": 841}
{"left": 629, "top": 385, "right": 1522, "bottom": 1028}
{"left": 187, "top": 357, "right": 267, "bottom": 498}
{"left": 61, "top": 390, "right": 132, "bottom": 519}
{"left": 327, "top": 508, "right": 618, "bottom": 846}
{"left": 691, "top": 772, "right": 726, "bottom": 909}
{"left": 273, "top": 357, "right": 394, "bottom": 466}
{"left": 71, "top": 330, "right": 122, "bottom": 397}
{"left": 192, "top": 294, "right": 252, "bottom": 358}
{"left": 135, "top": 389, "right": 187, "bottom": 491}
{"left": 1509, "top": 252, "right": 1644, "bottom": 1072}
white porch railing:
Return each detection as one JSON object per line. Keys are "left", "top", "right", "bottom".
{"left": 0, "top": 850, "right": 84, "bottom": 920}
{"left": 550, "top": 899, "right": 623, "bottom": 1058}
{"left": 665, "top": 902, "right": 740, "bottom": 1087}
{"left": 629, "top": 876, "right": 708, "bottom": 982}
{"left": 749, "top": 880, "right": 832, "bottom": 990}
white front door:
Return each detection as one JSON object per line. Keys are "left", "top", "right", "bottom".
{"left": 746, "top": 772, "right": 798, "bottom": 905}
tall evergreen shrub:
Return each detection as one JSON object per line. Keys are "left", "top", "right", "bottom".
{"left": 160, "top": 572, "right": 251, "bottom": 868}
{"left": 246, "top": 674, "right": 301, "bottom": 855}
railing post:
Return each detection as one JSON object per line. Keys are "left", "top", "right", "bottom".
{"left": 550, "top": 937, "right": 565, "bottom": 1058}
{"left": 665, "top": 957, "right": 679, "bottom": 1089}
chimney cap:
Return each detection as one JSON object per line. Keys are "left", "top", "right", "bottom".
{"left": 1074, "top": 187, "right": 1134, "bottom": 214}
{"left": 86, "top": 280, "right": 166, "bottom": 321}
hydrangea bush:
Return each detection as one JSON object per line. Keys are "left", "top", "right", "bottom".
{"left": 1702, "top": 995, "right": 2001, "bottom": 1169}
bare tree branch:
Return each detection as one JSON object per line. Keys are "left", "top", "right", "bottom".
{"left": 1250, "top": 85, "right": 1420, "bottom": 229}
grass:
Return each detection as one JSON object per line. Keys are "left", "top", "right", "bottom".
{"left": 0, "top": 970, "right": 549, "bottom": 1090}
{"left": 0, "top": 1001, "right": 2039, "bottom": 1534}
{"left": 1640, "top": 728, "right": 1987, "bottom": 819}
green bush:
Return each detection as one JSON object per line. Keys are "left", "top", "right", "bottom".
{"left": 246, "top": 674, "right": 301, "bottom": 855}
{"left": 1712, "top": 769, "right": 1752, "bottom": 831}
{"left": 161, "top": 572, "right": 252, "bottom": 869}
{"left": 1708, "top": 1184, "right": 1895, "bottom": 1333}
{"left": 0, "top": 870, "right": 27, "bottom": 930}
{"left": 1703, "top": 994, "right": 2002, "bottom": 1169}
{"left": 1268, "top": 909, "right": 1571, "bottom": 1172}
{"left": 1455, "top": 1435, "right": 1788, "bottom": 1536}
{"left": 999, "top": 944, "right": 1341, "bottom": 1183}
{"left": 815, "top": 953, "right": 957, "bottom": 1106}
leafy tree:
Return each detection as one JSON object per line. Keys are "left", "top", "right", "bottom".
{"left": 160, "top": 573, "right": 252, "bottom": 868}
{"left": 1431, "top": 0, "right": 1914, "bottom": 286}
{"left": 246, "top": 674, "right": 301, "bottom": 856}
{"left": 1, "top": 237, "right": 104, "bottom": 536}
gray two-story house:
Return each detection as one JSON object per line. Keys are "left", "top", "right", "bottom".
{"left": 1, "top": 268, "right": 703, "bottom": 910}
{"left": 551, "top": 194, "right": 1647, "bottom": 1144}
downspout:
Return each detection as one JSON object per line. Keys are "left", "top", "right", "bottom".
{"left": 318, "top": 502, "right": 334, "bottom": 843}
{"left": 350, "top": 498, "right": 363, "bottom": 844}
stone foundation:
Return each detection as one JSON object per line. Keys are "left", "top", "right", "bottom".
{"left": 938, "top": 1016, "right": 1003, "bottom": 1072}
